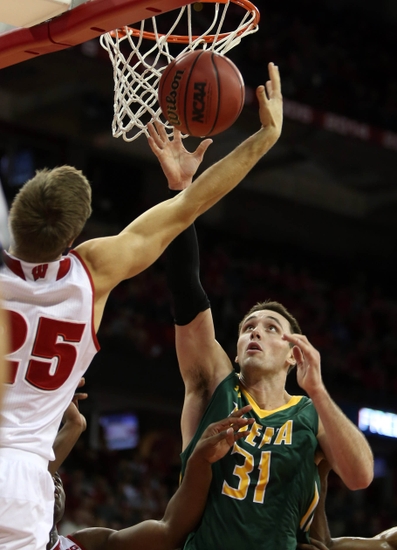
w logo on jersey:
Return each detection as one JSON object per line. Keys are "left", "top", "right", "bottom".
{"left": 32, "top": 264, "right": 48, "bottom": 280}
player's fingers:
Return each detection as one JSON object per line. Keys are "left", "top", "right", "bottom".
{"left": 285, "top": 336, "right": 320, "bottom": 365}
{"left": 147, "top": 121, "right": 159, "bottom": 138}
{"left": 73, "top": 392, "right": 88, "bottom": 402}
{"left": 76, "top": 377, "right": 85, "bottom": 388}
{"left": 156, "top": 120, "right": 169, "bottom": 141}
{"left": 282, "top": 333, "right": 312, "bottom": 349}
{"left": 234, "top": 428, "right": 252, "bottom": 442}
{"left": 213, "top": 416, "right": 252, "bottom": 432}
{"left": 173, "top": 127, "right": 182, "bottom": 142}
{"left": 256, "top": 85, "right": 268, "bottom": 104}
{"left": 147, "top": 135, "right": 162, "bottom": 155}
{"left": 195, "top": 138, "right": 213, "bottom": 158}
{"left": 268, "top": 62, "right": 281, "bottom": 94}
{"left": 265, "top": 80, "right": 273, "bottom": 98}
{"left": 216, "top": 426, "right": 251, "bottom": 446}
{"left": 292, "top": 346, "right": 304, "bottom": 365}
{"left": 208, "top": 427, "right": 234, "bottom": 445}
{"left": 229, "top": 404, "right": 253, "bottom": 418}
{"left": 150, "top": 121, "right": 168, "bottom": 147}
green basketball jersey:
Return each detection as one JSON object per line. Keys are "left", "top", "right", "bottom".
{"left": 181, "top": 372, "right": 320, "bottom": 550}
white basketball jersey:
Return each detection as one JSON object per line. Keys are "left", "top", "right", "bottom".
{"left": 50, "top": 535, "right": 84, "bottom": 550}
{"left": 0, "top": 250, "right": 100, "bottom": 461}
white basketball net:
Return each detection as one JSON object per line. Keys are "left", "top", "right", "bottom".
{"left": 99, "top": 1, "right": 260, "bottom": 141}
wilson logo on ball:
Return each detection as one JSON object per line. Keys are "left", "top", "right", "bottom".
{"left": 165, "top": 69, "right": 185, "bottom": 125}
{"left": 158, "top": 50, "right": 245, "bottom": 137}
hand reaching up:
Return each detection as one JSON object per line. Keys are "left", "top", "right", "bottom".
{"left": 147, "top": 121, "right": 212, "bottom": 190}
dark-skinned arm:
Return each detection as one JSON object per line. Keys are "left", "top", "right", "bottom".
{"left": 71, "top": 407, "right": 254, "bottom": 550}
{"left": 48, "top": 379, "right": 87, "bottom": 475}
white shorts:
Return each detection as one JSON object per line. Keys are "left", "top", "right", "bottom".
{"left": 0, "top": 447, "right": 54, "bottom": 550}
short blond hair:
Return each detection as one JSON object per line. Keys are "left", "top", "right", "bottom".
{"left": 9, "top": 166, "right": 92, "bottom": 262}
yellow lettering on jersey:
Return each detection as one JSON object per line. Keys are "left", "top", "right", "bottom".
{"left": 253, "top": 450, "right": 271, "bottom": 504}
{"left": 245, "top": 421, "right": 262, "bottom": 447}
{"left": 259, "top": 426, "right": 275, "bottom": 448}
{"left": 274, "top": 420, "right": 293, "bottom": 445}
{"left": 222, "top": 443, "right": 253, "bottom": 500}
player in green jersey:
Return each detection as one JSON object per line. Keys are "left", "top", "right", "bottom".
{"left": 149, "top": 63, "right": 374, "bottom": 550}
{"left": 48, "top": 382, "right": 255, "bottom": 550}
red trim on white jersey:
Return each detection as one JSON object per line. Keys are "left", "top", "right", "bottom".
{"left": 2, "top": 251, "right": 26, "bottom": 280}
{"left": 0, "top": 251, "right": 100, "bottom": 461}
{"left": 2, "top": 251, "right": 72, "bottom": 282}
{"left": 49, "top": 535, "right": 86, "bottom": 550}
{"left": 70, "top": 249, "right": 100, "bottom": 352}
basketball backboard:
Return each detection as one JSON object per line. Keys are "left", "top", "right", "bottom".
{"left": 0, "top": 0, "right": 192, "bottom": 69}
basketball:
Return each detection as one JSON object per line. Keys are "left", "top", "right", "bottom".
{"left": 158, "top": 50, "right": 245, "bottom": 137}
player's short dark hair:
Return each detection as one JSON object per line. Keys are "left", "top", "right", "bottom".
{"left": 238, "top": 300, "right": 302, "bottom": 336}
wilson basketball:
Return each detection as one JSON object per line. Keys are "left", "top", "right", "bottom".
{"left": 158, "top": 50, "right": 245, "bottom": 137}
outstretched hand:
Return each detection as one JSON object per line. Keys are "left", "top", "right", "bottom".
{"left": 193, "top": 405, "right": 254, "bottom": 464}
{"left": 147, "top": 121, "right": 212, "bottom": 190}
{"left": 257, "top": 62, "right": 283, "bottom": 139}
{"left": 282, "top": 333, "right": 324, "bottom": 397}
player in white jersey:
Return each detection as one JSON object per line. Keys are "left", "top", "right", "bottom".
{"left": 47, "top": 394, "right": 254, "bottom": 550}
{"left": 0, "top": 63, "right": 283, "bottom": 550}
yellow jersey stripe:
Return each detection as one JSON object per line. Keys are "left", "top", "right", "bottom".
{"left": 300, "top": 481, "right": 319, "bottom": 530}
{"left": 239, "top": 388, "right": 303, "bottom": 418}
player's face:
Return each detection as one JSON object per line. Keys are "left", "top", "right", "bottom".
{"left": 236, "top": 310, "right": 295, "bottom": 374}
{"left": 53, "top": 472, "right": 66, "bottom": 524}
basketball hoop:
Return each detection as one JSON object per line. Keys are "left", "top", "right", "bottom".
{"left": 100, "top": 0, "right": 260, "bottom": 142}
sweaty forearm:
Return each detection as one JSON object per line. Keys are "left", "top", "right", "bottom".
{"left": 162, "top": 453, "right": 212, "bottom": 547}
{"left": 313, "top": 388, "right": 373, "bottom": 490}
{"left": 184, "top": 125, "right": 280, "bottom": 217}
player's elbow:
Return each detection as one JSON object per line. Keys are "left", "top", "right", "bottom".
{"left": 345, "top": 469, "right": 373, "bottom": 490}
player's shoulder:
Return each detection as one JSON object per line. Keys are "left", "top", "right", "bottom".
{"left": 289, "top": 394, "right": 318, "bottom": 416}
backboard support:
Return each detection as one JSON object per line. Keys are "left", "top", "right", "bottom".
{"left": 0, "top": 0, "right": 193, "bottom": 69}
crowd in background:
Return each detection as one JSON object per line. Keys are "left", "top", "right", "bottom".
{"left": 98, "top": 226, "right": 397, "bottom": 409}
{"left": 229, "top": 0, "right": 397, "bottom": 132}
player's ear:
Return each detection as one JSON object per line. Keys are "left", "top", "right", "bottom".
{"left": 286, "top": 347, "right": 296, "bottom": 367}
{"left": 235, "top": 355, "right": 239, "bottom": 364}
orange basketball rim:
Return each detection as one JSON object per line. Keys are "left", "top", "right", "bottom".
{"left": 113, "top": 0, "right": 260, "bottom": 43}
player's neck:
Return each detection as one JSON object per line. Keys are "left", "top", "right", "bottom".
{"left": 239, "top": 374, "right": 290, "bottom": 410}
{"left": 8, "top": 246, "right": 62, "bottom": 263}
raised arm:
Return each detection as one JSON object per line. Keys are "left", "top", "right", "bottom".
{"left": 71, "top": 407, "right": 254, "bottom": 550}
{"left": 75, "top": 63, "right": 283, "bottom": 330}
{"left": 282, "top": 333, "right": 374, "bottom": 490}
